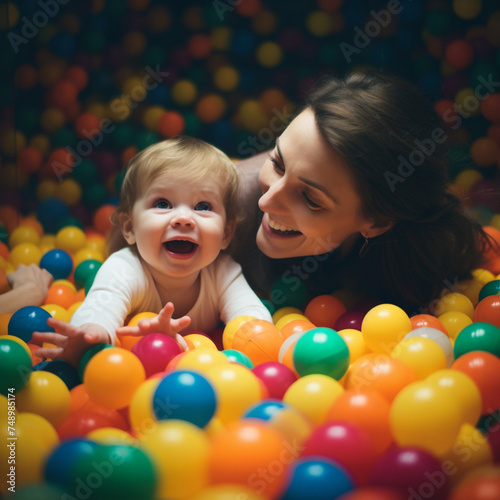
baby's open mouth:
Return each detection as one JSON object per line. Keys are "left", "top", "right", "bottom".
{"left": 164, "top": 240, "right": 198, "bottom": 254}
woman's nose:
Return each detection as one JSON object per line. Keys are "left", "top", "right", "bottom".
{"left": 258, "top": 177, "right": 286, "bottom": 213}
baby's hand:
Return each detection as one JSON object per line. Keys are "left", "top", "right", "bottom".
{"left": 32, "top": 318, "right": 111, "bottom": 367}
{"left": 116, "top": 302, "right": 191, "bottom": 350}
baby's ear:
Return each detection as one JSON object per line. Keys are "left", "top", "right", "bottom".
{"left": 119, "top": 213, "right": 136, "bottom": 245}
{"left": 221, "top": 220, "right": 236, "bottom": 249}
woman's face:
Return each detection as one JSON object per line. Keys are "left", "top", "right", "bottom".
{"left": 257, "top": 108, "right": 375, "bottom": 259}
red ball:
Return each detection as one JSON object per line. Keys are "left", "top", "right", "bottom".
{"left": 304, "top": 294, "right": 347, "bottom": 328}
{"left": 75, "top": 112, "right": 102, "bottom": 139}
{"left": 158, "top": 111, "right": 185, "bottom": 138}
{"left": 93, "top": 204, "right": 116, "bottom": 235}
{"left": 444, "top": 40, "right": 474, "bottom": 69}
{"left": 57, "top": 409, "right": 115, "bottom": 439}
{"left": 18, "top": 146, "right": 43, "bottom": 174}
{"left": 132, "top": 333, "right": 182, "bottom": 378}
{"left": 481, "top": 93, "right": 500, "bottom": 124}
{"left": 251, "top": 361, "right": 297, "bottom": 399}
{"left": 64, "top": 65, "right": 89, "bottom": 91}
{"left": 48, "top": 80, "right": 79, "bottom": 108}
{"left": 474, "top": 295, "right": 500, "bottom": 329}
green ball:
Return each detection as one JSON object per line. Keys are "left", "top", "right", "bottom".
{"left": 0, "top": 339, "right": 32, "bottom": 396}
{"left": 71, "top": 159, "right": 99, "bottom": 188}
{"left": 135, "top": 131, "right": 160, "bottom": 151}
{"left": 424, "top": 10, "right": 452, "bottom": 36}
{"left": 0, "top": 225, "right": 8, "bottom": 244}
{"left": 82, "top": 184, "right": 108, "bottom": 210}
{"left": 7, "top": 483, "right": 66, "bottom": 499}
{"left": 57, "top": 215, "right": 84, "bottom": 231}
{"left": 72, "top": 444, "right": 157, "bottom": 500}
{"left": 74, "top": 259, "right": 102, "bottom": 289}
{"left": 454, "top": 322, "right": 500, "bottom": 359}
{"left": 292, "top": 327, "right": 350, "bottom": 380}
{"left": 261, "top": 298, "right": 276, "bottom": 316}
{"left": 270, "top": 276, "right": 308, "bottom": 309}
{"left": 479, "top": 280, "right": 500, "bottom": 302}
{"left": 222, "top": 349, "right": 254, "bottom": 369}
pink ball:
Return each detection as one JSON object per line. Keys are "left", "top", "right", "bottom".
{"left": 132, "top": 333, "right": 182, "bottom": 378}
{"left": 333, "top": 310, "right": 365, "bottom": 331}
{"left": 252, "top": 361, "right": 297, "bottom": 399}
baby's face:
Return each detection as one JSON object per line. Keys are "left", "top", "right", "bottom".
{"left": 121, "top": 172, "right": 234, "bottom": 279}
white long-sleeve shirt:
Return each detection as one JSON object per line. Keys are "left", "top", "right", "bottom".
{"left": 71, "top": 247, "right": 272, "bottom": 342}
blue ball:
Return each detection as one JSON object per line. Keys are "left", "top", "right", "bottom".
{"left": 280, "top": 457, "right": 355, "bottom": 500}
{"left": 36, "top": 198, "right": 69, "bottom": 234}
{"left": 8, "top": 306, "right": 54, "bottom": 343}
{"left": 40, "top": 248, "right": 74, "bottom": 280}
{"left": 242, "top": 399, "right": 287, "bottom": 421}
{"left": 153, "top": 370, "right": 217, "bottom": 428}
{"left": 44, "top": 439, "right": 99, "bottom": 490}
{"left": 38, "top": 359, "right": 82, "bottom": 390}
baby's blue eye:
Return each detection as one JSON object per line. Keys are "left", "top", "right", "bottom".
{"left": 195, "top": 201, "right": 212, "bottom": 211}
{"left": 155, "top": 200, "right": 171, "bottom": 209}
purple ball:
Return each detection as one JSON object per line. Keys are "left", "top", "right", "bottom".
{"left": 369, "top": 446, "right": 450, "bottom": 500}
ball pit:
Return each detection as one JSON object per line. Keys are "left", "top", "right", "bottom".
{"left": 1, "top": 0, "right": 500, "bottom": 497}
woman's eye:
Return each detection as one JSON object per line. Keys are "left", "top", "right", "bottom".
{"left": 303, "top": 192, "right": 322, "bottom": 210}
{"left": 155, "top": 200, "right": 171, "bottom": 209}
{"left": 269, "top": 155, "right": 284, "bottom": 173}
{"left": 195, "top": 201, "right": 212, "bottom": 211}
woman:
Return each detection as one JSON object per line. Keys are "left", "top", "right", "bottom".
{"left": 230, "top": 70, "right": 490, "bottom": 315}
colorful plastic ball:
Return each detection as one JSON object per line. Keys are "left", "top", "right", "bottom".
{"left": 252, "top": 361, "right": 298, "bottom": 399}
{"left": 337, "top": 328, "right": 369, "bottom": 362}
{"left": 391, "top": 336, "right": 448, "bottom": 379}
{"left": 301, "top": 421, "right": 377, "bottom": 486}
{"left": 44, "top": 438, "right": 99, "bottom": 491}
{"left": 36, "top": 198, "right": 70, "bottom": 233}
{"left": 73, "top": 259, "right": 102, "bottom": 289}
{"left": 222, "top": 314, "right": 255, "bottom": 350}
{"left": 55, "top": 225, "right": 86, "bottom": 254}
{"left": 37, "top": 359, "right": 81, "bottom": 390}
{"left": 140, "top": 419, "right": 210, "bottom": 499}
{"left": 0, "top": 339, "right": 32, "bottom": 395}
{"left": 222, "top": 348, "right": 254, "bottom": 368}
{"left": 283, "top": 373, "right": 344, "bottom": 426}
{"left": 361, "top": 304, "right": 412, "bottom": 354}
{"left": 449, "top": 467, "right": 500, "bottom": 500}
{"left": 437, "top": 311, "right": 473, "bottom": 341}
{"left": 402, "top": 327, "right": 454, "bottom": 366}
{"left": 478, "top": 279, "right": 500, "bottom": 302}
{"left": 17, "top": 370, "right": 71, "bottom": 427}
{"left": 128, "top": 377, "right": 160, "bottom": 437}
{"left": 184, "top": 332, "right": 218, "bottom": 350}
{"left": 333, "top": 310, "right": 365, "bottom": 331}
{"left": 131, "top": 332, "right": 181, "bottom": 377}
{"left": 280, "top": 457, "right": 354, "bottom": 500}
{"left": 304, "top": 294, "right": 347, "bottom": 328}
{"left": 40, "top": 248, "right": 73, "bottom": 280}
{"left": 45, "top": 282, "right": 77, "bottom": 309}
{"left": 56, "top": 408, "right": 117, "bottom": 440}
{"left": 327, "top": 389, "right": 393, "bottom": 454}
{"left": 293, "top": 327, "right": 350, "bottom": 380}
{"left": 189, "top": 484, "right": 266, "bottom": 500}
{"left": 83, "top": 347, "right": 146, "bottom": 409}
{"left": 335, "top": 488, "right": 407, "bottom": 500}
{"left": 445, "top": 39, "right": 474, "bottom": 69}
{"left": 390, "top": 381, "right": 463, "bottom": 456}
{"left": 454, "top": 322, "right": 500, "bottom": 359}
{"left": 208, "top": 420, "right": 291, "bottom": 499}
{"left": 242, "top": 398, "right": 288, "bottom": 421}
{"left": 427, "top": 369, "right": 482, "bottom": 426}
{"left": 71, "top": 443, "right": 157, "bottom": 500}
{"left": 232, "top": 319, "right": 284, "bottom": 365}
{"left": 8, "top": 305, "right": 54, "bottom": 343}
{"left": 409, "top": 313, "right": 448, "bottom": 335}
{"left": 153, "top": 370, "right": 216, "bottom": 428}
{"left": 451, "top": 350, "right": 500, "bottom": 414}
{"left": 195, "top": 94, "right": 226, "bottom": 123}
{"left": 176, "top": 346, "right": 228, "bottom": 372}
{"left": 9, "top": 225, "right": 41, "bottom": 248}
{"left": 158, "top": 110, "right": 185, "bottom": 137}
{"left": 280, "top": 318, "right": 316, "bottom": 339}
{"left": 474, "top": 296, "right": 500, "bottom": 329}
{"left": 369, "top": 446, "right": 450, "bottom": 500}
{"left": 9, "top": 242, "right": 43, "bottom": 267}
{"left": 275, "top": 313, "right": 310, "bottom": 331}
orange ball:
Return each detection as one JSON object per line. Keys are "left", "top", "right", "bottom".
{"left": 409, "top": 314, "right": 448, "bottom": 335}
{"left": 93, "top": 204, "right": 116, "bottom": 235}
{"left": 304, "top": 294, "right": 346, "bottom": 328}
{"left": 158, "top": 111, "right": 185, "bottom": 138}
{"left": 232, "top": 319, "right": 284, "bottom": 365}
{"left": 470, "top": 137, "right": 499, "bottom": 167}
{"left": 15, "top": 64, "right": 38, "bottom": 90}
{"left": 474, "top": 295, "right": 500, "bottom": 328}
{"left": 344, "top": 353, "right": 418, "bottom": 403}
{"left": 280, "top": 319, "right": 316, "bottom": 339}
{"left": 47, "top": 148, "right": 75, "bottom": 176}
{"left": 64, "top": 66, "right": 89, "bottom": 91}
{"left": 480, "top": 93, "right": 500, "bottom": 124}
{"left": 326, "top": 389, "right": 393, "bottom": 454}
{"left": 195, "top": 95, "right": 226, "bottom": 123}
{"left": 187, "top": 33, "right": 212, "bottom": 59}
{"left": 44, "top": 283, "right": 77, "bottom": 309}
{"left": 48, "top": 80, "right": 79, "bottom": 108}
{"left": 235, "top": 0, "right": 262, "bottom": 16}
{"left": 18, "top": 146, "right": 43, "bottom": 174}
{"left": 444, "top": 39, "right": 474, "bottom": 69}
{"left": 75, "top": 112, "right": 101, "bottom": 139}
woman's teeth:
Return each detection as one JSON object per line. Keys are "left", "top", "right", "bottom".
{"left": 267, "top": 214, "right": 299, "bottom": 233}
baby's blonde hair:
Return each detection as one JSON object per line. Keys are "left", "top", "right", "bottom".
{"left": 108, "top": 136, "right": 240, "bottom": 254}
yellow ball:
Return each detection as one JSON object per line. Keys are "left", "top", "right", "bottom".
{"left": 391, "top": 337, "right": 448, "bottom": 379}
{"left": 40, "top": 107, "right": 65, "bottom": 133}
{"left": 210, "top": 26, "right": 232, "bottom": 51}
{"left": 361, "top": 303, "right": 412, "bottom": 354}
{"left": 237, "top": 99, "right": 268, "bottom": 132}
{"left": 16, "top": 371, "right": 71, "bottom": 427}
{"left": 42, "top": 303, "right": 71, "bottom": 322}
{"left": 67, "top": 300, "right": 83, "bottom": 317}
{"left": 55, "top": 225, "right": 86, "bottom": 254}
{"left": 30, "top": 134, "right": 51, "bottom": 156}
{"left": 453, "top": 0, "right": 482, "bottom": 20}
{"left": 185, "top": 333, "right": 217, "bottom": 350}
{"left": 54, "top": 178, "right": 82, "bottom": 206}
{"left": 87, "top": 427, "right": 137, "bottom": 445}
{"left": 9, "top": 225, "right": 41, "bottom": 248}
{"left": 472, "top": 268, "right": 496, "bottom": 284}
{"left": 9, "top": 243, "right": 42, "bottom": 267}
{"left": 455, "top": 87, "right": 481, "bottom": 116}
{"left": 272, "top": 306, "right": 303, "bottom": 324}
{"left": 176, "top": 347, "right": 228, "bottom": 373}
{"left": 337, "top": 328, "right": 369, "bottom": 363}
{"left": 190, "top": 485, "right": 267, "bottom": 500}
{"left": 256, "top": 41, "right": 283, "bottom": 67}
{"left": 36, "top": 179, "right": 58, "bottom": 201}
{"left": 454, "top": 169, "right": 482, "bottom": 191}
{"left": 306, "top": 11, "right": 333, "bottom": 36}
{"left": 437, "top": 311, "right": 472, "bottom": 341}
{"left": 390, "top": 381, "right": 463, "bottom": 456}
{"left": 73, "top": 247, "right": 104, "bottom": 267}
{"left": 275, "top": 313, "right": 309, "bottom": 331}
{"left": 431, "top": 292, "right": 474, "bottom": 319}
{"left": 142, "top": 105, "right": 166, "bottom": 131}
{"left": 172, "top": 79, "right": 197, "bottom": 105}
{"left": 213, "top": 66, "right": 240, "bottom": 92}
{"left": 129, "top": 377, "right": 161, "bottom": 437}
{"left": 222, "top": 315, "right": 255, "bottom": 350}
{"left": 283, "top": 373, "right": 344, "bottom": 426}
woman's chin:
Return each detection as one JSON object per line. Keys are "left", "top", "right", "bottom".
{"left": 256, "top": 226, "right": 294, "bottom": 259}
